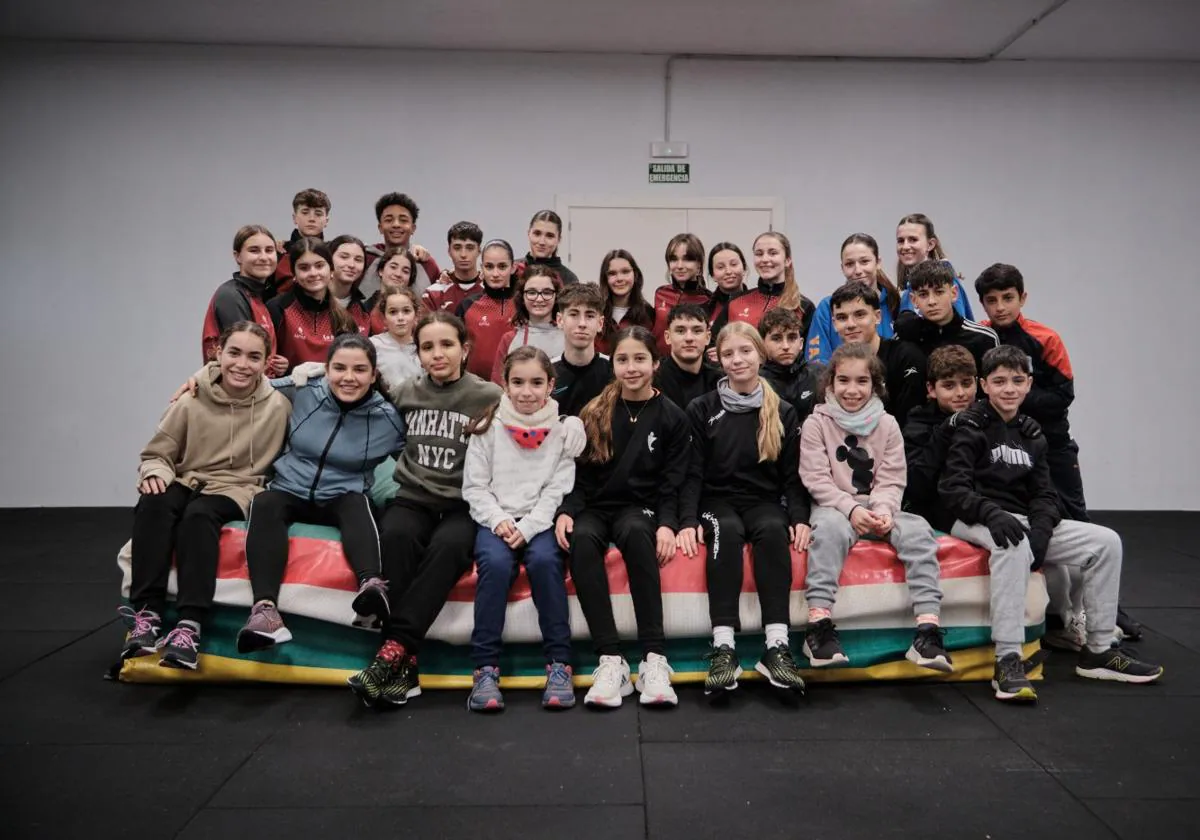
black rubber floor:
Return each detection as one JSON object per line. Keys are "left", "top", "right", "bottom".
{"left": 0, "top": 509, "right": 1196, "bottom": 839}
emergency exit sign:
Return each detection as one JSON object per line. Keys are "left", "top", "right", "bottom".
{"left": 649, "top": 162, "right": 690, "bottom": 183}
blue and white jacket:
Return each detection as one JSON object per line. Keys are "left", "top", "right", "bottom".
{"left": 806, "top": 285, "right": 897, "bottom": 364}
{"left": 268, "top": 378, "right": 406, "bottom": 502}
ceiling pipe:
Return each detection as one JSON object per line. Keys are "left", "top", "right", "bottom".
{"left": 661, "top": 0, "right": 1072, "bottom": 141}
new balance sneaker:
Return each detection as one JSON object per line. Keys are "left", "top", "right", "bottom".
{"left": 803, "top": 618, "right": 849, "bottom": 667}
{"left": 468, "top": 666, "right": 504, "bottom": 712}
{"left": 584, "top": 655, "right": 633, "bottom": 708}
{"left": 992, "top": 653, "right": 1038, "bottom": 702}
{"left": 704, "top": 644, "right": 743, "bottom": 695}
{"left": 236, "top": 601, "right": 292, "bottom": 653}
{"left": 118, "top": 606, "right": 163, "bottom": 659}
{"left": 755, "top": 644, "right": 807, "bottom": 692}
{"left": 1076, "top": 646, "right": 1163, "bottom": 684}
{"left": 636, "top": 652, "right": 678, "bottom": 706}
{"left": 159, "top": 623, "right": 201, "bottom": 670}
{"left": 542, "top": 662, "right": 576, "bottom": 709}
{"left": 1042, "top": 610, "right": 1086, "bottom": 652}
{"left": 351, "top": 576, "right": 390, "bottom": 629}
{"left": 906, "top": 624, "right": 955, "bottom": 673}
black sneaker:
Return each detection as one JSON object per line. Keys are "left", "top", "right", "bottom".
{"left": 755, "top": 644, "right": 806, "bottom": 692}
{"left": 351, "top": 576, "right": 390, "bottom": 629}
{"left": 348, "top": 640, "right": 406, "bottom": 708}
{"left": 906, "top": 624, "right": 954, "bottom": 673}
{"left": 803, "top": 618, "right": 849, "bottom": 667}
{"left": 1076, "top": 646, "right": 1163, "bottom": 684}
{"left": 1115, "top": 606, "right": 1144, "bottom": 642}
{"left": 379, "top": 654, "right": 422, "bottom": 707}
{"left": 159, "top": 623, "right": 201, "bottom": 670}
{"left": 118, "top": 606, "right": 163, "bottom": 659}
{"left": 704, "top": 644, "right": 743, "bottom": 695}
{"left": 991, "top": 653, "right": 1038, "bottom": 703}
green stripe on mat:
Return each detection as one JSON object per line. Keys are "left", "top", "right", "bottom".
{"left": 122, "top": 604, "right": 1044, "bottom": 684}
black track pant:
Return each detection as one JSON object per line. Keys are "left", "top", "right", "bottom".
{"left": 245, "top": 490, "right": 380, "bottom": 604}
{"left": 130, "top": 483, "right": 242, "bottom": 626}
{"left": 568, "top": 505, "right": 665, "bottom": 657}
{"left": 379, "top": 499, "right": 476, "bottom": 653}
{"left": 701, "top": 499, "right": 792, "bottom": 631}
{"left": 1048, "top": 437, "right": 1089, "bottom": 522}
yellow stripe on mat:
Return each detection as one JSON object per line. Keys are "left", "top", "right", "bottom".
{"left": 121, "top": 642, "right": 1043, "bottom": 688}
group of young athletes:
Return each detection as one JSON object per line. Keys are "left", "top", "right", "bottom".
{"left": 121, "top": 187, "right": 1164, "bottom": 713}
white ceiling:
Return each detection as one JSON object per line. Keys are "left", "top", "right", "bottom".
{"left": 1, "top": 0, "right": 1197, "bottom": 61}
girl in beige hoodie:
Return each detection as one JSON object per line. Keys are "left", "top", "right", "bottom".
{"left": 121, "top": 322, "right": 291, "bottom": 671}
{"left": 798, "top": 343, "right": 949, "bottom": 674}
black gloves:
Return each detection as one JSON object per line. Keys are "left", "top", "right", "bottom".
{"left": 950, "top": 401, "right": 989, "bottom": 430}
{"left": 1017, "top": 415, "right": 1042, "bottom": 439}
{"left": 984, "top": 509, "right": 1028, "bottom": 548}
{"left": 1028, "top": 520, "right": 1054, "bottom": 570}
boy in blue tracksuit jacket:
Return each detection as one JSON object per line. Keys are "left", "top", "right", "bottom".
{"left": 806, "top": 285, "right": 896, "bottom": 364}
{"left": 238, "top": 334, "right": 407, "bottom": 653}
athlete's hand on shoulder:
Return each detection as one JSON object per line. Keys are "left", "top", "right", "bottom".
{"left": 267, "top": 355, "right": 290, "bottom": 378}
{"left": 410, "top": 244, "right": 430, "bottom": 263}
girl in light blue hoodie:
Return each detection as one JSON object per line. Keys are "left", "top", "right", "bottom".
{"left": 237, "top": 333, "right": 406, "bottom": 653}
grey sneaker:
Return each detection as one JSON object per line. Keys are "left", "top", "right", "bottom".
{"left": 159, "top": 623, "right": 201, "bottom": 670}
{"left": 237, "top": 601, "right": 292, "bottom": 653}
{"left": 468, "top": 666, "right": 504, "bottom": 712}
{"left": 542, "top": 663, "right": 576, "bottom": 709}
{"left": 118, "top": 606, "right": 163, "bottom": 659}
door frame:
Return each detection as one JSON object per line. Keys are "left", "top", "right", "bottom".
{"left": 554, "top": 195, "right": 786, "bottom": 264}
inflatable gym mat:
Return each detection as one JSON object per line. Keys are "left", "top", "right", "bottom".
{"left": 117, "top": 522, "right": 1047, "bottom": 687}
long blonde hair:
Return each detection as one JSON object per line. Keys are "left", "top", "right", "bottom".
{"left": 714, "top": 321, "right": 783, "bottom": 463}
{"left": 579, "top": 326, "right": 657, "bottom": 464}
{"left": 753, "top": 231, "right": 803, "bottom": 312}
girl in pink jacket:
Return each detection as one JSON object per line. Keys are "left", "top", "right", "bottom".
{"left": 798, "top": 343, "right": 950, "bottom": 673}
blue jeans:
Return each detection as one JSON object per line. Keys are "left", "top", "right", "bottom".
{"left": 471, "top": 526, "right": 571, "bottom": 668}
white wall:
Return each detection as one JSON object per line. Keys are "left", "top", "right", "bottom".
{"left": 1, "top": 43, "right": 1197, "bottom": 509}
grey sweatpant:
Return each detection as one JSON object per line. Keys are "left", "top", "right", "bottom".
{"left": 805, "top": 506, "right": 943, "bottom": 617}
{"left": 951, "top": 516, "right": 1122, "bottom": 658}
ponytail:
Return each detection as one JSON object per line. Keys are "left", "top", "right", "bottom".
{"left": 580, "top": 379, "right": 622, "bottom": 464}
{"left": 875, "top": 267, "right": 901, "bottom": 320}
{"left": 757, "top": 380, "right": 784, "bottom": 463}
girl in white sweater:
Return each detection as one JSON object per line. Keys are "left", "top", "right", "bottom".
{"left": 463, "top": 346, "right": 586, "bottom": 712}
{"left": 369, "top": 285, "right": 423, "bottom": 390}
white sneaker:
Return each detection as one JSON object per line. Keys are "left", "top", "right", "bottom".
{"left": 1043, "top": 609, "right": 1086, "bottom": 652}
{"left": 584, "top": 655, "right": 633, "bottom": 708}
{"left": 635, "top": 652, "right": 678, "bottom": 706}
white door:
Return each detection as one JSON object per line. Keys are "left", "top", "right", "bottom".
{"left": 559, "top": 197, "right": 783, "bottom": 297}
{"left": 565, "top": 206, "right": 688, "bottom": 291}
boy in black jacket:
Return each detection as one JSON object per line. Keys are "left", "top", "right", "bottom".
{"left": 552, "top": 284, "right": 612, "bottom": 416}
{"left": 830, "top": 282, "right": 926, "bottom": 428}
{"left": 902, "top": 346, "right": 979, "bottom": 532}
{"left": 896, "top": 261, "right": 999, "bottom": 372}
{"left": 939, "top": 347, "right": 1161, "bottom": 703}
{"left": 758, "top": 308, "right": 823, "bottom": 423}
{"left": 974, "top": 263, "right": 1142, "bottom": 642}
{"left": 655, "top": 304, "right": 723, "bottom": 409}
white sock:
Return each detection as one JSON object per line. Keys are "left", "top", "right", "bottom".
{"left": 712, "top": 626, "right": 735, "bottom": 649}
{"left": 765, "top": 623, "right": 789, "bottom": 649}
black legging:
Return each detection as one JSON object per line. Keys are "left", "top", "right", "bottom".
{"left": 245, "top": 489, "right": 381, "bottom": 604}
{"left": 701, "top": 499, "right": 792, "bottom": 630}
{"left": 129, "top": 483, "right": 242, "bottom": 625}
{"left": 379, "top": 498, "right": 476, "bottom": 653}
{"left": 568, "top": 505, "right": 665, "bottom": 657}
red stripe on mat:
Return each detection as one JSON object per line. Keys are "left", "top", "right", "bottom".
{"left": 215, "top": 529, "right": 993, "bottom": 602}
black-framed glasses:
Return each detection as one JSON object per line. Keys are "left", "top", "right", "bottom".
{"left": 523, "top": 289, "right": 557, "bottom": 300}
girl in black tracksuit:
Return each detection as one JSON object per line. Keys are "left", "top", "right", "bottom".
{"left": 681, "top": 321, "right": 812, "bottom": 696}
{"left": 557, "top": 326, "right": 691, "bottom": 709}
